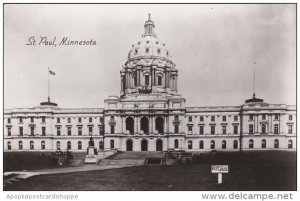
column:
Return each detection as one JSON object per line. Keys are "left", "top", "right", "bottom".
{"left": 137, "top": 117, "right": 140, "bottom": 134}
{"left": 120, "top": 74, "right": 124, "bottom": 94}
{"left": 121, "top": 117, "right": 125, "bottom": 134}
{"left": 269, "top": 114, "right": 272, "bottom": 133}
{"left": 150, "top": 116, "right": 153, "bottom": 134}
{"left": 134, "top": 116, "right": 138, "bottom": 134}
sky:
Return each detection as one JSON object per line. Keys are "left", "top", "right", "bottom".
{"left": 4, "top": 4, "right": 296, "bottom": 109}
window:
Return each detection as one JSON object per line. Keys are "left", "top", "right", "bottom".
{"left": 110, "top": 140, "right": 115, "bottom": 149}
{"left": 210, "top": 140, "right": 215, "bottom": 149}
{"left": 222, "top": 140, "right": 226, "bottom": 149}
{"left": 30, "top": 117, "right": 34, "bottom": 123}
{"left": 234, "top": 116, "right": 238, "bottom": 121}
{"left": 166, "top": 51, "right": 169, "bottom": 56}
{"left": 234, "top": 125, "right": 238, "bottom": 134}
{"left": 78, "top": 117, "right": 82, "bottom": 123}
{"left": 188, "top": 141, "right": 193, "bottom": 149}
{"left": 7, "top": 127, "right": 11, "bottom": 136}
{"left": 30, "top": 126, "right": 34, "bottom": 136}
{"left": 174, "top": 139, "right": 179, "bottom": 148}
{"left": 211, "top": 116, "right": 215, "bottom": 122}
{"left": 146, "top": 40, "right": 149, "bottom": 44}
{"left": 19, "top": 141, "right": 23, "bottom": 150}
{"left": 249, "top": 124, "right": 254, "bottom": 134}
{"left": 188, "top": 125, "right": 193, "bottom": 134}
{"left": 222, "top": 126, "right": 226, "bottom": 134}
{"left": 233, "top": 140, "right": 238, "bottom": 149}
{"left": 135, "top": 49, "right": 138, "bottom": 54}
{"left": 188, "top": 116, "right": 192, "bottom": 122}
{"left": 262, "top": 114, "right": 266, "bottom": 120}
{"left": 274, "top": 124, "right": 279, "bottom": 134}
{"left": 174, "top": 125, "right": 179, "bottom": 133}
{"left": 30, "top": 141, "right": 34, "bottom": 150}
{"left": 110, "top": 125, "right": 115, "bottom": 134}
{"left": 89, "top": 117, "right": 93, "bottom": 123}
{"left": 222, "top": 116, "right": 226, "bottom": 121}
{"left": 210, "top": 126, "right": 215, "bottom": 135}
{"left": 134, "top": 75, "right": 137, "bottom": 86}
{"left": 157, "top": 49, "right": 161, "bottom": 54}
{"left": 67, "top": 141, "right": 71, "bottom": 150}
{"left": 78, "top": 141, "right": 82, "bottom": 150}
{"left": 7, "top": 141, "right": 11, "bottom": 150}
{"left": 7, "top": 118, "right": 11, "bottom": 124}
{"left": 288, "top": 140, "right": 293, "bottom": 149}
{"left": 56, "top": 141, "right": 60, "bottom": 150}
{"left": 158, "top": 75, "right": 162, "bottom": 86}
{"left": 100, "top": 117, "right": 104, "bottom": 124}
{"left": 89, "top": 126, "right": 93, "bottom": 135}
{"left": 199, "top": 140, "right": 204, "bottom": 149}
{"left": 42, "top": 127, "right": 46, "bottom": 136}
{"left": 57, "top": 127, "right": 61, "bottom": 136}
{"left": 249, "top": 139, "right": 254, "bottom": 149}
{"left": 145, "top": 48, "right": 149, "bottom": 53}
{"left": 99, "top": 126, "right": 104, "bottom": 135}
{"left": 274, "top": 139, "right": 279, "bottom": 149}
{"left": 19, "top": 117, "right": 23, "bottom": 123}
{"left": 274, "top": 114, "right": 279, "bottom": 120}
{"left": 249, "top": 115, "right": 254, "bottom": 121}
{"left": 145, "top": 75, "right": 150, "bottom": 86}
{"left": 289, "top": 115, "right": 293, "bottom": 120}
{"left": 78, "top": 127, "right": 82, "bottom": 136}
{"left": 262, "top": 139, "right": 266, "bottom": 148}
{"left": 200, "top": 116, "right": 204, "bottom": 122}
{"left": 67, "top": 127, "right": 72, "bottom": 136}
{"left": 19, "top": 127, "right": 23, "bottom": 136}
{"left": 57, "top": 118, "right": 60, "bottom": 123}
{"left": 199, "top": 125, "right": 204, "bottom": 135}
{"left": 261, "top": 124, "right": 266, "bottom": 134}
{"left": 41, "top": 141, "right": 45, "bottom": 150}
{"left": 67, "top": 118, "right": 71, "bottom": 123}
{"left": 288, "top": 125, "right": 293, "bottom": 134}
{"left": 42, "top": 117, "right": 45, "bottom": 123}
{"left": 174, "top": 115, "right": 179, "bottom": 121}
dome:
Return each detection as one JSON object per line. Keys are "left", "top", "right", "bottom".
{"left": 127, "top": 14, "right": 172, "bottom": 61}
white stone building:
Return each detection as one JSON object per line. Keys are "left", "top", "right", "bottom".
{"left": 4, "top": 16, "right": 296, "bottom": 152}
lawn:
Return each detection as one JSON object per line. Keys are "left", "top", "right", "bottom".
{"left": 4, "top": 151, "right": 296, "bottom": 191}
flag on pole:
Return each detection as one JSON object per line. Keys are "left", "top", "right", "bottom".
{"left": 49, "top": 69, "right": 56, "bottom": 75}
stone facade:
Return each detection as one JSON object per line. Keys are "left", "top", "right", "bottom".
{"left": 4, "top": 16, "right": 296, "bottom": 152}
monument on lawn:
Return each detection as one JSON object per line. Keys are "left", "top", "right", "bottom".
{"left": 84, "top": 136, "right": 98, "bottom": 164}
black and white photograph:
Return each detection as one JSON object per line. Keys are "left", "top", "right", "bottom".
{"left": 3, "top": 3, "right": 297, "bottom": 192}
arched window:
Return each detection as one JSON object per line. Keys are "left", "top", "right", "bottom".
{"left": 78, "top": 141, "right": 82, "bottom": 150}
{"left": 249, "top": 139, "right": 254, "bottom": 149}
{"left": 140, "top": 117, "right": 149, "bottom": 134}
{"left": 99, "top": 141, "right": 104, "bottom": 150}
{"left": 261, "top": 124, "right": 266, "bottom": 134}
{"left": 155, "top": 116, "right": 164, "bottom": 133}
{"left": 7, "top": 141, "right": 11, "bottom": 150}
{"left": 30, "top": 141, "right": 34, "bottom": 150}
{"left": 210, "top": 140, "right": 215, "bottom": 149}
{"left": 110, "top": 139, "right": 115, "bottom": 149}
{"left": 126, "top": 117, "right": 134, "bottom": 134}
{"left": 274, "top": 139, "right": 279, "bottom": 149}
{"left": 222, "top": 140, "right": 226, "bottom": 149}
{"left": 188, "top": 140, "right": 193, "bottom": 149}
{"left": 174, "top": 139, "right": 179, "bottom": 148}
{"left": 158, "top": 75, "right": 162, "bottom": 86}
{"left": 156, "top": 139, "right": 163, "bottom": 151}
{"left": 41, "top": 141, "right": 45, "bottom": 150}
{"left": 19, "top": 141, "right": 23, "bottom": 150}
{"left": 141, "top": 139, "right": 148, "bottom": 151}
{"left": 67, "top": 141, "right": 71, "bottom": 150}
{"left": 199, "top": 140, "right": 204, "bottom": 149}
{"left": 262, "top": 139, "right": 266, "bottom": 149}
{"left": 56, "top": 141, "right": 60, "bottom": 150}
{"left": 288, "top": 140, "right": 293, "bottom": 149}
{"left": 126, "top": 139, "right": 133, "bottom": 151}
{"left": 233, "top": 140, "right": 238, "bottom": 149}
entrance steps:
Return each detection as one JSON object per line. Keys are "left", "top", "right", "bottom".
{"left": 110, "top": 151, "right": 165, "bottom": 159}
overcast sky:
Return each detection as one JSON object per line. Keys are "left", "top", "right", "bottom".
{"left": 4, "top": 4, "right": 296, "bottom": 109}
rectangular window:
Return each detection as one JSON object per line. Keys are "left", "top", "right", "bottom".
{"left": 274, "top": 124, "right": 279, "bottom": 134}
{"left": 99, "top": 126, "right": 104, "bottom": 135}
{"left": 110, "top": 125, "right": 115, "bottom": 134}
{"left": 19, "top": 127, "right": 23, "bottom": 136}
{"left": 274, "top": 114, "right": 279, "bottom": 120}
{"left": 234, "top": 116, "right": 238, "bottom": 121}
{"left": 261, "top": 124, "right": 266, "bottom": 134}
{"left": 199, "top": 116, "right": 204, "bottom": 122}
{"left": 211, "top": 126, "right": 215, "bottom": 135}
{"left": 249, "top": 125, "right": 254, "bottom": 134}
{"left": 42, "top": 127, "right": 46, "bottom": 136}
{"left": 78, "top": 127, "right": 82, "bottom": 136}
{"left": 8, "top": 118, "right": 11, "bottom": 124}
{"left": 262, "top": 114, "right": 266, "bottom": 120}
{"left": 57, "top": 118, "right": 60, "bottom": 123}
{"left": 110, "top": 116, "right": 114, "bottom": 120}
{"left": 7, "top": 127, "right": 11, "bottom": 136}
{"left": 199, "top": 125, "right": 204, "bottom": 135}
{"left": 174, "top": 125, "right": 179, "bottom": 133}
{"left": 249, "top": 115, "right": 254, "bottom": 121}
{"left": 211, "top": 116, "right": 215, "bottom": 122}
{"left": 89, "top": 117, "right": 93, "bottom": 123}
{"left": 234, "top": 125, "right": 238, "bottom": 134}
{"left": 67, "top": 127, "right": 72, "bottom": 136}
{"left": 100, "top": 117, "right": 104, "bottom": 124}
{"left": 188, "top": 116, "right": 192, "bottom": 122}
{"left": 78, "top": 117, "right": 82, "bottom": 123}
{"left": 174, "top": 115, "right": 179, "bottom": 121}
{"left": 89, "top": 126, "right": 93, "bottom": 135}
{"left": 68, "top": 118, "right": 71, "bottom": 123}
{"left": 30, "top": 117, "right": 34, "bottom": 123}
{"left": 158, "top": 76, "right": 162, "bottom": 86}
{"left": 145, "top": 75, "right": 150, "bottom": 86}
{"left": 222, "top": 125, "right": 226, "bottom": 134}
{"left": 19, "top": 117, "right": 23, "bottom": 123}
{"left": 288, "top": 125, "right": 293, "bottom": 134}
{"left": 30, "top": 126, "right": 34, "bottom": 136}
{"left": 188, "top": 125, "right": 193, "bottom": 134}
{"left": 222, "top": 116, "right": 226, "bottom": 122}
{"left": 42, "top": 117, "right": 46, "bottom": 123}
{"left": 289, "top": 115, "right": 293, "bottom": 121}
{"left": 57, "top": 127, "right": 61, "bottom": 136}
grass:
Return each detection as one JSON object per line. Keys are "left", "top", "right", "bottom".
{"left": 4, "top": 151, "right": 296, "bottom": 191}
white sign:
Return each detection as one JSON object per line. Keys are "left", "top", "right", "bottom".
{"left": 211, "top": 165, "right": 229, "bottom": 173}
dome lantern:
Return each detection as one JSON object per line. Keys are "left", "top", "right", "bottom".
{"left": 143, "top": 14, "right": 156, "bottom": 37}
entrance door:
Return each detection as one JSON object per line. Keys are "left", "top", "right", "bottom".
{"left": 156, "top": 139, "right": 163, "bottom": 151}
{"left": 141, "top": 139, "right": 148, "bottom": 151}
{"left": 126, "top": 139, "right": 133, "bottom": 151}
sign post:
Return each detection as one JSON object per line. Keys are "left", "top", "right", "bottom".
{"left": 211, "top": 165, "right": 229, "bottom": 184}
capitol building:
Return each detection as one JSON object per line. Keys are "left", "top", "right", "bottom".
{"left": 3, "top": 16, "right": 296, "bottom": 153}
